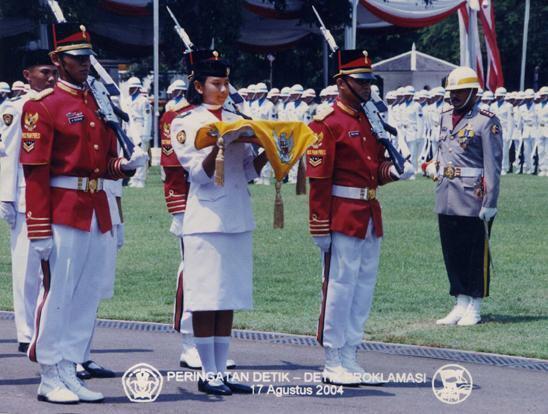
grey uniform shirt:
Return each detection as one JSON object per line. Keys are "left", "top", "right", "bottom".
{"left": 434, "top": 105, "right": 503, "bottom": 217}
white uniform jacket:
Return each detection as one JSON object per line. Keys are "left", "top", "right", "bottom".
{"left": 170, "top": 105, "right": 259, "bottom": 235}
{"left": 126, "top": 94, "right": 152, "bottom": 146}
{"left": 0, "top": 92, "right": 35, "bottom": 212}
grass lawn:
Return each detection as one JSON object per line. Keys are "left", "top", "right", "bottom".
{"left": 1, "top": 167, "right": 546, "bottom": 359}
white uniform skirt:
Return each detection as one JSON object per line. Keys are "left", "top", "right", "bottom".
{"left": 183, "top": 231, "right": 253, "bottom": 311}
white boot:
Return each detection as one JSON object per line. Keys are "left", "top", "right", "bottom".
{"left": 179, "top": 334, "right": 202, "bottom": 369}
{"left": 436, "top": 295, "right": 470, "bottom": 325}
{"left": 37, "top": 364, "right": 79, "bottom": 404}
{"left": 458, "top": 297, "right": 482, "bottom": 326}
{"left": 58, "top": 360, "right": 104, "bottom": 403}
{"left": 322, "top": 347, "right": 360, "bottom": 386}
{"left": 341, "top": 345, "right": 384, "bottom": 386}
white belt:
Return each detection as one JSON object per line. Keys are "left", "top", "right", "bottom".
{"left": 440, "top": 166, "right": 483, "bottom": 180}
{"left": 332, "top": 185, "right": 377, "bottom": 201}
{"left": 50, "top": 176, "right": 104, "bottom": 193}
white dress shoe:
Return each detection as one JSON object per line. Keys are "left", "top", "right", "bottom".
{"left": 58, "top": 360, "right": 104, "bottom": 403}
{"left": 179, "top": 346, "right": 202, "bottom": 369}
{"left": 341, "top": 345, "right": 384, "bottom": 386}
{"left": 436, "top": 295, "right": 470, "bottom": 325}
{"left": 457, "top": 298, "right": 482, "bottom": 326}
{"left": 38, "top": 364, "right": 79, "bottom": 404}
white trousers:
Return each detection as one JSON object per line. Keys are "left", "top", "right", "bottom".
{"left": 538, "top": 137, "right": 548, "bottom": 173}
{"left": 502, "top": 139, "right": 511, "bottom": 172}
{"left": 10, "top": 213, "right": 42, "bottom": 343}
{"left": 522, "top": 137, "right": 534, "bottom": 173}
{"left": 318, "top": 224, "right": 381, "bottom": 349}
{"left": 30, "top": 215, "right": 111, "bottom": 365}
{"left": 408, "top": 139, "right": 424, "bottom": 170}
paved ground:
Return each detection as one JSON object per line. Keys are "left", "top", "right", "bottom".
{"left": 0, "top": 318, "right": 546, "bottom": 414}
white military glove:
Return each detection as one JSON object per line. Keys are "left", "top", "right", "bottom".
{"left": 31, "top": 237, "right": 53, "bottom": 261}
{"left": 425, "top": 162, "right": 438, "bottom": 180}
{"left": 389, "top": 161, "right": 415, "bottom": 181}
{"left": 169, "top": 213, "right": 184, "bottom": 238}
{"left": 313, "top": 235, "right": 332, "bottom": 252}
{"left": 0, "top": 201, "right": 16, "bottom": 229}
{"left": 121, "top": 146, "right": 149, "bottom": 170}
{"left": 116, "top": 223, "right": 125, "bottom": 250}
{"left": 479, "top": 207, "right": 497, "bottom": 221}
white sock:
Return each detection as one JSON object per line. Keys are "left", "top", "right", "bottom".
{"left": 214, "top": 336, "right": 230, "bottom": 376}
{"left": 194, "top": 337, "right": 216, "bottom": 378}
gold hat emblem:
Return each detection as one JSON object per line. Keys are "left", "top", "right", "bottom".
{"left": 363, "top": 50, "right": 369, "bottom": 63}
{"left": 212, "top": 50, "right": 219, "bottom": 59}
{"left": 80, "top": 25, "right": 87, "bottom": 39}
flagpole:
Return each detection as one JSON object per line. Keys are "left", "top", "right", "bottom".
{"left": 519, "top": 0, "right": 530, "bottom": 91}
{"left": 153, "top": 0, "right": 159, "bottom": 148}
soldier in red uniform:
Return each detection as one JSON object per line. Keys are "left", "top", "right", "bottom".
{"left": 20, "top": 23, "right": 147, "bottom": 404}
{"left": 307, "top": 50, "right": 414, "bottom": 386}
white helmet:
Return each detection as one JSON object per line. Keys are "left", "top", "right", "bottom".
{"left": 405, "top": 85, "right": 415, "bottom": 95}
{"left": 171, "top": 79, "right": 187, "bottom": 91}
{"left": 524, "top": 88, "right": 535, "bottom": 99}
{"left": 494, "top": 87, "right": 507, "bottom": 97}
{"left": 247, "top": 84, "right": 257, "bottom": 94}
{"left": 238, "top": 87, "right": 248, "bottom": 96}
{"left": 255, "top": 82, "right": 268, "bottom": 93}
{"left": 280, "top": 86, "right": 291, "bottom": 97}
{"left": 267, "top": 87, "right": 280, "bottom": 98}
{"left": 539, "top": 86, "right": 548, "bottom": 96}
{"left": 385, "top": 91, "right": 395, "bottom": 100}
{"left": 166, "top": 84, "right": 174, "bottom": 94}
{"left": 291, "top": 84, "right": 304, "bottom": 94}
{"left": 0, "top": 82, "right": 10, "bottom": 94}
{"left": 482, "top": 91, "right": 494, "bottom": 100}
{"left": 327, "top": 85, "right": 338, "bottom": 96}
{"left": 12, "top": 80, "right": 26, "bottom": 91}
{"left": 432, "top": 86, "right": 445, "bottom": 97}
{"left": 319, "top": 88, "right": 328, "bottom": 97}
{"left": 127, "top": 76, "right": 142, "bottom": 89}
{"left": 445, "top": 66, "right": 480, "bottom": 91}
{"left": 302, "top": 88, "right": 316, "bottom": 98}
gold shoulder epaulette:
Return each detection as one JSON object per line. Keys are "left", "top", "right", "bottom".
{"left": 30, "top": 88, "right": 54, "bottom": 101}
{"left": 172, "top": 100, "right": 190, "bottom": 112}
{"left": 313, "top": 106, "right": 334, "bottom": 122}
{"left": 480, "top": 109, "right": 495, "bottom": 118}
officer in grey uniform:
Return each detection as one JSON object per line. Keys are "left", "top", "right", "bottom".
{"left": 426, "top": 67, "right": 502, "bottom": 326}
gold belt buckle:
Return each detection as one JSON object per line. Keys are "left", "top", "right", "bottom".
{"left": 87, "top": 178, "right": 98, "bottom": 193}
{"left": 367, "top": 188, "right": 376, "bottom": 200}
{"left": 444, "top": 166, "right": 456, "bottom": 179}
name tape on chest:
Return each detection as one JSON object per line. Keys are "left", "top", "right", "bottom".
{"left": 66, "top": 111, "right": 85, "bottom": 125}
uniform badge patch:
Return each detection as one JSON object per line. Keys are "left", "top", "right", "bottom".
{"left": 309, "top": 156, "right": 323, "bottom": 167}
{"left": 162, "top": 146, "right": 174, "bottom": 156}
{"left": 312, "top": 132, "right": 324, "bottom": 148}
{"left": 23, "top": 140, "right": 35, "bottom": 152}
{"left": 2, "top": 113, "right": 13, "bottom": 126}
{"left": 176, "top": 130, "right": 186, "bottom": 144}
{"left": 24, "top": 112, "right": 39, "bottom": 131}
{"left": 66, "top": 112, "right": 84, "bottom": 124}
{"left": 274, "top": 130, "right": 294, "bottom": 164}
{"left": 491, "top": 124, "right": 500, "bottom": 135}
{"left": 162, "top": 122, "right": 170, "bottom": 138}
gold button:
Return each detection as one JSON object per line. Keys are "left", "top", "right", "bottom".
{"left": 93, "top": 144, "right": 99, "bottom": 150}
{"left": 94, "top": 168, "right": 100, "bottom": 173}
{"left": 367, "top": 156, "right": 372, "bottom": 160}
{"left": 371, "top": 176, "right": 375, "bottom": 180}
{"left": 90, "top": 122, "right": 96, "bottom": 128}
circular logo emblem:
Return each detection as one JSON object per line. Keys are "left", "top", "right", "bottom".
{"left": 432, "top": 364, "right": 473, "bottom": 405}
{"left": 122, "top": 363, "right": 163, "bottom": 403}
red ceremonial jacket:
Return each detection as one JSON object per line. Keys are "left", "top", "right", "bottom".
{"left": 19, "top": 81, "right": 129, "bottom": 239}
{"left": 159, "top": 101, "right": 193, "bottom": 215}
{"left": 306, "top": 99, "right": 396, "bottom": 239}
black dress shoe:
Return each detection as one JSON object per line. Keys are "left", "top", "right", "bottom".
{"left": 18, "top": 342, "right": 29, "bottom": 353}
{"left": 76, "top": 364, "right": 92, "bottom": 380}
{"left": 82, "top": 360, "right": 116, "bottom": 378}
{"left": 223, "top": 376, "right": 253, "bottom": 394}
{"left": 197, "top": 378, "right": 232, "bottom": 396}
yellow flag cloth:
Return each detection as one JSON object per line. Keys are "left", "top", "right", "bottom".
{"left": 195, "top": 120, "right": 317, "bottom": 181}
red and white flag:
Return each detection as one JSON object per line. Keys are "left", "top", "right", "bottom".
{"left": 478, "top": 0, "right": 504, "bottom": 90}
